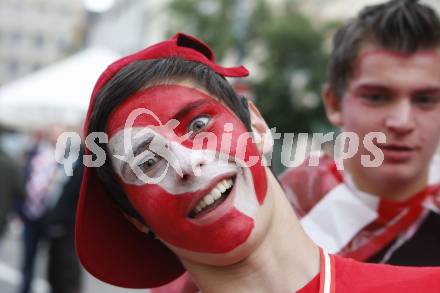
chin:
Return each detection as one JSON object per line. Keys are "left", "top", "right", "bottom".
{"left": 168, "top": 223, "right": 269, "bottom": 267}
{"left": 371, "top": 163, "right": 423, "bottom": 183}
{"left": 166, "top": 186, "right": 274, "bottom": 267}
{"left": 174, "top": 240, "right": 256, "bottom": 266}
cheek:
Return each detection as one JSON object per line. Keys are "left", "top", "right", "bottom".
{"left": 420, "top": 116, "right": 440, "bottom": 142}
{"left": 205, "top": 117, "right": 267, "bottom": 204}
{"left": 122, "top": 184, "right": 255, "bottom": 253}
{"left": 343, "top": 108, "right": 378, "bottom": 134}
{"left": 123, "top": 184, "right": 193, "bottom": 244}
{"left": 123, "top": 184, "right": 184, "bottom": 224}
{"left": 419, "top": 126, "right": 440, "bottom": 157}
{"left": 341, "top": 97, "right": 377, "bottom": 132}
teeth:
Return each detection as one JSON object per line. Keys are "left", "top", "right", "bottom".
{"left": 192, "top": 178, "right": 234, "bottom": 216}
{"left": 217, "top": 184, "right": 226, "bottom": 193}
{"left": 205, "top": 194, "right": 215, "bottom": 205}
{"left": 212, "top": 188, "right": 222, "bottom": 199}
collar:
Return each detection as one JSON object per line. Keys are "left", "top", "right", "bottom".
{"left": 319, "top": 248, "right": 335, "bottom": 293}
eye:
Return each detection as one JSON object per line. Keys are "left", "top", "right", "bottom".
{"left": 188, "top": 116, "right": 211, "bottom": 133}
{"left": 361, "top": 94, "right": 388, "bottom": 104}
{"left": 413, "top": 95, "right": 440, "bottom": 108}
{"left": 139, "top": 155, "right": 161, "bottom": 173}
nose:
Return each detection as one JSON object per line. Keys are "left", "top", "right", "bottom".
{"left": 384, "top": 99, "right": 415, "bottom": 135}
{"left": 169, "top": 142, "right": 208, "bottom": 180}
{"left": 181, "top": 152, "right": 207, "bottom": 181}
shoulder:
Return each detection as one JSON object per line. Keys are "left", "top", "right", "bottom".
{"left": 334, "top": 255, "right": 440, "bottom": 292}
{"left": 279, "top": 154, "right": 341, "bottom": 217}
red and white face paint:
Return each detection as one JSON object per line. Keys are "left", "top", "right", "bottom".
{"left": 107, "top": 85, "right": 267, "bottom": 253}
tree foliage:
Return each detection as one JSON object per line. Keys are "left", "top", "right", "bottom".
{"left": 167, "top": 0, "right": 331, "bottom": 134}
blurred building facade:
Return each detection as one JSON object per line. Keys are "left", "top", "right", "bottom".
{"left": 0, "top": 0, "right": 86, "bottom": 85}
{"left": 85, "top": 0, "right": 170, "bottom": 54}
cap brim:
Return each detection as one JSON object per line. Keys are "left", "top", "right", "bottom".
{"left": 75, "top": 166, "right": 184, "bottom": 288}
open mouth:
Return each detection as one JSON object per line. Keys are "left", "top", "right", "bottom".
{"left": 188, "top": 176, "right": 236, "bottom": 219}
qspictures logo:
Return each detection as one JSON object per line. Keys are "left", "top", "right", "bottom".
{"left": 54, "top": 107, "right": 386, "bottom": 182}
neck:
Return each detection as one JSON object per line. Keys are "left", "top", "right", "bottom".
{"left": 183, "top": 172, "right": 319, "bottom": 293}
{"left": 345, "top": 160, "right": 429, "bottom": 202}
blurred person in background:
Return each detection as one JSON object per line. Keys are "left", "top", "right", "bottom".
{"left": 281, "top": 0, "right": 440, "bottom": 266}
{"left": 45, "top": 146, "right": 83, "bottom": 293}
{"left": 0, "top": 133, "right": 25, "bottom": 248}
{"left": 18, "top": 125, "right": 82, "bottom": 293}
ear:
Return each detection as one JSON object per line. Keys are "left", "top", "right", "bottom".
{"left": 323, "top": 85, "right": 343, "bottom": 127}
{"left": 247, "top": 100, "right": 274, "bottom": 156}
{"left": 123, "top": 213, "right": 150, "bottom": 234}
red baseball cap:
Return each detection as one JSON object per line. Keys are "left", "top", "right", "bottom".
{"left": 75, "top": 33, "right": 249, "bottom": 288}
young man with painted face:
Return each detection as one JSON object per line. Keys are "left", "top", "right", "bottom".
{"left": 281, "top": 0, "right": 440, "bottom": 266}
{"left": 75, "top": 32, "right": 440, "bottom": 293}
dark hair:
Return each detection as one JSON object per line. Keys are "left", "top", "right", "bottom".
{"left": 328, "top": 0, "right": 440, "bottom": 99}
{"left": 88, "top": 57, "right": 252, "bottom": 222}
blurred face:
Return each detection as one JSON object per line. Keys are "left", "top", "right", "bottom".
{"left": 328, "top": 44, "right": 440, "bottom": 186}
{"left": 107, "top": 83, "right": 270, "bottom": 263}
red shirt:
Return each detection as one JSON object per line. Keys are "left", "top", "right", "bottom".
{"left": 298, "top": 254, "right": 440, "bottom": 293}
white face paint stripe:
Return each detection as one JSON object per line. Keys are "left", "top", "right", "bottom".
{"left": 109, "top": 126, "right": 262, "bottom": 222}
{"left": 232, "top": 167, "right": 258, "bottom": 218}
{"left": 109, "top": 127, "right": 237, "bottom": 195}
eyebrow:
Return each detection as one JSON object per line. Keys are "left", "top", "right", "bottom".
{"left": 133, "top": 136, "right": 154, "bottom": 157}
{"left": 354, "top": 84, "right": 393, "bottom": 93}
{"left": 412, "top": 87, "right": 440, "bottom": 95}
{"left": 354, "top": 84, "right": 440, "bottom": 95}
{"left": 173, "top": 99, "right": 211, "bottom": 121}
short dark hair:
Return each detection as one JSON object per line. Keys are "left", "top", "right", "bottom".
{"left": 88, "top": 57, "right": 252, "bottom": 222}
{"left": 328, "top": 0, "right": 440, "bottom": 99}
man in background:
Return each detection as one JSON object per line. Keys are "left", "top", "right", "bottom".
{"left": 281, "top": 0, "right": 440, "bottom": 266}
